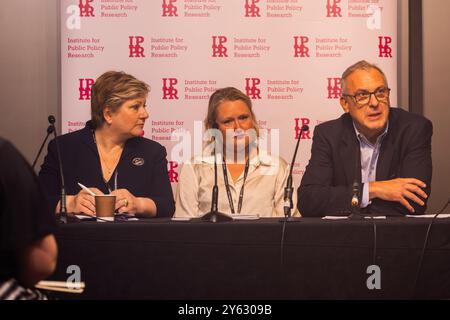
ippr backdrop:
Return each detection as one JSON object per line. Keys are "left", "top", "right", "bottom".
{"left": 61, "top": 0, "right": 398, "bottom": 187}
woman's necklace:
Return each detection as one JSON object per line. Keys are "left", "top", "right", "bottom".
{"left": 98, "top": 147, "right": 121, "bottom": 178}
{"left": 94, "top": 131, "right": 122, "bottom": 181}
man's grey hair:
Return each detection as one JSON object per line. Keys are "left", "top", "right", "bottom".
{"left": 341, "top": 60, "right": 388, "bottom": 94}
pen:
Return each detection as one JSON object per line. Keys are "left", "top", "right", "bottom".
{"left": 77, "top": 182, "right": 96, "bottom": 196}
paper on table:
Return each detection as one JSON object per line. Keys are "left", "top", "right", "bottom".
{"left": 171, "top": 217, "right": 192, "bottom": 221}
{"left": 322, "top": 216, "right": 387, "bottom": 220}
{"left": 406, "top": 214, "right": 450, "bottom": 219}
{"left": 172, "top": 214, "right": 260, "bottom": 221}
{"left": 74, "top": 214, "right": 139, "bottom": 221}
{"left": 322, "top": 216, "right": 349, "bottom": 220}
{"left": 75, "top": 214, "right": 94, "bottom": 220}
{"left": 231, "top": 214, "right": 260, "bottom": 220}
{"left": 36, "top": 280, "right": 85, "bottom": 294}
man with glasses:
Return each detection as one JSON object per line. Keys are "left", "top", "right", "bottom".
{"left": 297, "top": 60, "right": 432, "bottom": 217}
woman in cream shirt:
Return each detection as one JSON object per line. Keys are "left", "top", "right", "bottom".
{"left": 175, "top": 87, "right": 298, "bottom": 218}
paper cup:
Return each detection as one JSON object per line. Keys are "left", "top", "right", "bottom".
{"left": 95, "top": 195, "right": 116, "bottom": 222}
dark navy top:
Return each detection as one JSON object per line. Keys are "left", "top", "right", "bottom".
{"left": 38, "top": 121, "right": 175, "bottom": 217}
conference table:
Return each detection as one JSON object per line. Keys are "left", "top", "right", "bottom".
{"left": 49, "top": 216, "right": 450, "bottom": 300}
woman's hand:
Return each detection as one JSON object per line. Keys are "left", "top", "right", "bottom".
{"left": 111, "top": 189, "right": 139, "bottom": 214}
{"left": 110, "top": 189, "right": 157, "bottom": 216}
{"left": 66, "top": 188, "right": 104, "bottom": 216}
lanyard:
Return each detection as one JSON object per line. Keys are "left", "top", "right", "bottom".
{"left": 105, "top": 170, "right": 118, "bottom": 194}
{"left": 222, "top": 158, "right": 250, "bottom": 214}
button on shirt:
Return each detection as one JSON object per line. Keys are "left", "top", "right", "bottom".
{"left": 353, "top": 122, "right": 389, "bottom": 208}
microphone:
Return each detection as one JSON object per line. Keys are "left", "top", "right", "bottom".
{"left": 349, "top": 145, "right": 362, "bottom": 218}
{"left": 48, "top": 115, "right": 56, "bottom": 124}
{"left": 32, "top": 119, "right": 55, "bottom": 170}
{"left": 48, "top": 115, "right": 68, "bottom": 224}
{"left": 351, "top": 181, "right": 359, "bottom": 207}
{"left": 201, "top": 136, "right": 232, "bottom": 223}
{"left": 283, "top": 124, "right": 309, "bottom": 218}
{"left": 349, "top": 142, "right": 362, "bottom": 219}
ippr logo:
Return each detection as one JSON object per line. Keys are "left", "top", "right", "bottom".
{"left": 245, "top": 78, "right": 262, "bottom": 100}
{"left": 79, "top": 0, "right": 95, "bottom": 17}
{"left": 78, "top": 78, "right": 94, "bottom": 101}
{"left": 294, "top": 36, "right": 310, "bottom": 58}
{"left": 327, "top": 78, "right": 341, "bottom": 99}
{"left": 162, "top": 78, "right": 179, "bottom": 100}
{"left": 162, "top": 0, "right": 178, "bottom": 17}
{"left": 378, "top": 36, "right": 393, "bottom": 58}
{"left": 168, "top": 161, "right": 179, "bottom": 183}
{"left": 212, "top": 36, "right": 228, "bottom": 58}
{"left": 294, "top": 118, "right": 312, "bottom": 140}
{"left": 326, "top": 0, "right": 342, "bottom": 17}
{"left": 245, "top": 0, "right": 261, "bottom": 17}
{"left": 129, "top": 36, "right": 145, "bottom": 58}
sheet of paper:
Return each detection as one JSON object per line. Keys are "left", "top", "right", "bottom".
{"left": 74, "top": 214, "right": 94, "bottom": 220}
{"left": 322, "top": 216, "right": 349, "bottom": 220}
{"left": 231, "top": 214, "right": 260, "bottom": 220}
{"left": 171, "top": 217, "right": 192, "bottom": 221}
{"left": 406, "top": 214, "right": 450, "bottom": 219}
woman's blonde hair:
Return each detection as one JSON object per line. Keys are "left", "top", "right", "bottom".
{"left": 90, "top": 71, "right": 150, "bottom": 129}
{"left": 204, "top": 87, "right": 259, "bottom": 133}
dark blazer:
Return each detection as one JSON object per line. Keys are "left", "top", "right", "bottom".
{"left": 297, "top": 108, "right": 433, "bottom": 217}
{"left": 38, "top": 122, "right": 175, "bottom": 217}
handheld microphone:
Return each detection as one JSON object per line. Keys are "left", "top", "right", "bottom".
{"left": 48, "top": 115, "right": 68, "bottom": 223}
{"left": 283, "top": 125, "right": 309, "bottom": 218}
{"left": 32, "top": 120, "right": 55, "bottom": 170}
{"left": 201, "top": 136, "right": 232, "bottom": 223}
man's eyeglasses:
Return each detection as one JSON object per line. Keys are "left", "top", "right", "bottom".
{"left": 342, "top": 87, "right": 391, "bottom": 106}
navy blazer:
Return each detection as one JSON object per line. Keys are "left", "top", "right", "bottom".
{"left": 38, "top": 122, "right": 175, "bottom": 217}
{"left": 297, "top": 108, "right": 433, "bottom": 217}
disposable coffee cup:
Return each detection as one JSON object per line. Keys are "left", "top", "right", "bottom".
{"left": 95, "top": 195, "right": 116, "bottom": 222}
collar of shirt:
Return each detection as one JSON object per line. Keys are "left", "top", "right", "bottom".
{"left": 352, "top": 121, "right": 389, "bottom": 148}
{"left": 196, "top": 146, "right": 275, "bottom": 168}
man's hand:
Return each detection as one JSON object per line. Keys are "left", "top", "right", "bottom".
{"left": 369, "top": 178, "right": 428, "bottom": 213}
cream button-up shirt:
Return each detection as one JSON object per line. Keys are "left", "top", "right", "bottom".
{"left": 175, "top": 150, "right": 299, "bottom": 218}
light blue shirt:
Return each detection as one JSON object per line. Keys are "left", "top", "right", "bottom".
{"left": 353, "top": 122, "right": 389, "bottom": 208}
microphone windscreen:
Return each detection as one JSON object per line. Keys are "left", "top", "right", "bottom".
{"left": 302, "top": 125, "right": 309, "bottom": 132}
{"left": 48, "top": 115, "right": 56, "bottom": 124}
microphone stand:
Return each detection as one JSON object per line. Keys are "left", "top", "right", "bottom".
{"left": 48, "top": 116, "right": 67, "bottom": 224}
{"left": 280, "top": 125, "right": 309, "bottom": 271}
{"left": 201, "top": 138, "right": 232, "bottom": 223}
{"left": 348, "top": 146, "right": 377, "bottom": 275}
{"left": 32, "top": 124, "right": 54, "bottom": 171}
{"left": 349, "top": 146, "right": 363, "bottom": 220}
{"left": 283, "top": 125, "right": 309, "bottom": 220}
